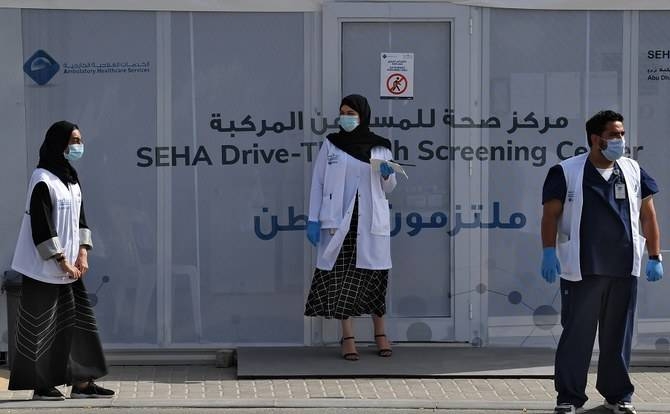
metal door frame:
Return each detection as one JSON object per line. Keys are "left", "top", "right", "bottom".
{"left": 316, "top": 2, "right": 484, "bottom": 345}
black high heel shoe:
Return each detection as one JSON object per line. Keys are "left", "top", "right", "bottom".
{"left": 340, "top": 336, "right": 360, "bottom": 361}
{"left": 374, "top": 334, "right": 393, "bottom": 357}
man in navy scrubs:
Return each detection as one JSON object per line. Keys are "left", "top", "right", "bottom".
{"left": 540, "top": 110, "right": 663, "bottom": 414}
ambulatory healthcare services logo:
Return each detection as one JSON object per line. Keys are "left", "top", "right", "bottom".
{"left": 23, "top": 49, "right": 60, "bottom": 85}
{"left": 23, "top": 49, "right": 151, "bottom": 86}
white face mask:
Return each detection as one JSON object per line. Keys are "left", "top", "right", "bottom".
{"left": 64, "top": 144, "right": 84, "bottom": 161}
{"left": 338, "top": 115, "right": 359, "bottom": 132}
{"left": 601, "top": 138, "right": 625, "bottom": 161}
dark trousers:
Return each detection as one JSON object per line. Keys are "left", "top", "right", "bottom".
{"left": 554, "top": 275, "right": 637, "bottom": 407}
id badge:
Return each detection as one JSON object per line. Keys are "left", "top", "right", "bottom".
{"left": 615, "top": 183, "right": 626, "bottom": 199}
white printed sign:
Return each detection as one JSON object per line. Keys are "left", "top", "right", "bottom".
{"left": 380, "top": 52, "right": 414, "bottom": 99}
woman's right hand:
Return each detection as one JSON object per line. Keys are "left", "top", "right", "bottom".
{"left": 306, "top": 221, "right": 321, "bottom": 246}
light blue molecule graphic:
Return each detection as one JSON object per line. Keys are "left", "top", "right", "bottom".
{"left": 452, "top": 282, "right": 561, "bottom": 346}
{"left": 533, "top": 305, "right": 559, "bottom": 330}
{"left": 462, "top": 283, "right": 669, "bottom": 349}
{"left": 471, "top": 336, "right": 483, "bottom": 347}
{"left": 87, "top": 275, "right": 110, "bottom": 307}
{"left": 507, "top": 291, "right": 522, "bottom": 305}
{"left": 406, "top": 322, "right": 433, "bottom": 341}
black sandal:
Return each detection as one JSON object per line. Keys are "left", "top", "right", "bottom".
{"left": 374, "top": 334, "right": 393, "bottom": 357}
{"left": 340, "top": 336, "right": 360, "bottom": 361}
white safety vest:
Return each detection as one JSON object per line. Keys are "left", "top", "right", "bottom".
{"left": 556, "top": 153, "right": 644, "bottom": 281}
{"left": 11, "top": 168, "right": 82, "bottom": 284}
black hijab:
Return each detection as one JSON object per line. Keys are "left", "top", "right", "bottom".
{"left": 37, "top": 120, "right": 80, "bottom": 185}
{"left": 326, "top": 94, "right": 392, "bottom": 163}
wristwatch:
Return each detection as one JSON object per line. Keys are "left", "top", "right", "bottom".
{"left": 649, "top": 254, "right": 663, "bottom": 262}
{"left": 54, "top": 253, "right": 65, "bottom": 263}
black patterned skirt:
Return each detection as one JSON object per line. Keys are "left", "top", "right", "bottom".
{"left": 304, "top": 200, "right": 389, "bottom": 320}
{"left": 9, "top": 276, "right": 108, "bottom": 390}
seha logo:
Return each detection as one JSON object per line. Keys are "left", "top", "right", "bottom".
{"left": 23, "top": 49, "right": 60, "bottom": 85}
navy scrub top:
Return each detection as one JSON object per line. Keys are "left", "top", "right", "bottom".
{"left": 542, "top": 158, "right": 658, "bottom": 278}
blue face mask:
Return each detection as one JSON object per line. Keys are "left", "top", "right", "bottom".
{"left": 601, "top": 138, "right": 625, "bottom": 161}
{"left": 338, "top": 115, "right": 359, "bottom": 132}
{"left": 64, "top": 144, "right": 84, "bottom": 161}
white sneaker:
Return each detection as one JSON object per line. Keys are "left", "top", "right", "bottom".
{"left": 604, "top": 400, "right": 637, "bottom": 414}
{"left": 554, "top": 403, "right": 584, "bottom": 414}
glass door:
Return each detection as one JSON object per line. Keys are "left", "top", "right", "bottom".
{"left": 320, "top": 2, "right": 480, "bottom": 344}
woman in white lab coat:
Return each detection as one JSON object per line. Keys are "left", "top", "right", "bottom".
{"left": 304, "top": 94, "right": 397, "bottom": 361}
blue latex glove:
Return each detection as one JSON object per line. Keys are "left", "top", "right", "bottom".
{"left": 380, "top": 162, "right": 395, "bottom": 179}
{"left": 646, "top": 259, "right": 663, "bottom": 282}
{"left": 541, "top": 247, "right": 561, "bottom": 283}
{"left": 306, "top": 220, "right": 320, "bottom": 247}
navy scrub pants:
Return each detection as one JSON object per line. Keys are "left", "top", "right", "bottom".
{"left": 554, "top": 275, "right": 637, "bottom": 407}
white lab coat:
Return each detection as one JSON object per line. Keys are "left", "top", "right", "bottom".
{"left": 308, "top": 139, "right": 396, "bottom": 270}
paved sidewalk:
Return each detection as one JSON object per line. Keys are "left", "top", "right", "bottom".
{"left": 1, "top": 366, "right": 670, "bottom": 412}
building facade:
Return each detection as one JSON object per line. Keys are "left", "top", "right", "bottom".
{"left": 0, "top": 0, "right": 669, "bottom": 352}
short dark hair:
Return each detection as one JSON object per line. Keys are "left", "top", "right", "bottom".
{"left": 585, "top": 110, "right": 624, "bottom": 146}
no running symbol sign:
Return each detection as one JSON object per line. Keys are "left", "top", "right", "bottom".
{"left": 386, "top": 73, "right": 408, "bottom": 95}
{"left": 380, "top": 52, "right": 413, "bottom": 100}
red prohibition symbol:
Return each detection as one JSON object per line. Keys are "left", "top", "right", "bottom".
{"left": 386, "top": 73, "right": 408, "bottom": 95}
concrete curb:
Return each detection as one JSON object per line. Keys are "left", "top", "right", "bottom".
{"left": 0, "top": 398, "right": 669, "bottom": 412}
